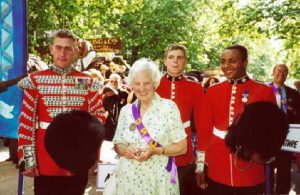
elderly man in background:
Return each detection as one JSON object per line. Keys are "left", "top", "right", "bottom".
{"left": 269, "top": 64, "right": 300, "bottom": 194}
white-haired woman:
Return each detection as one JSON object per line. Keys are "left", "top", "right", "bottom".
{"left": 112, "top": 58, "right": 187, "bottom": 194}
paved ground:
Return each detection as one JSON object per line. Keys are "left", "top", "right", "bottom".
{"left": 291, "top": 163, "right": 300, "bottom": 194}
{"left": 1, "top": 138, "right": 300, "bottom": 195}
{"left": 0, "top": 139, "right": 102, "bottom": 195}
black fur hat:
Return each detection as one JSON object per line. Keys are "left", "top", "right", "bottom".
{"left": 225, "top": 101, "right": 289, "bottom": 162}
{"left": 45, "top": 110, "right": 104, "bottom": 174}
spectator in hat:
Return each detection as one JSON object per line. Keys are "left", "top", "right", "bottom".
{"left": 102, "top": 73, "right": 128, "bottom": 140}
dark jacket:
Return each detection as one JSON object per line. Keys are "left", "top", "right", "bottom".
{"left": 103, "top": 88, "right": 128, "bottom": 140}
{"left": 285, "top": 86, "right": 300, "bottom": 124}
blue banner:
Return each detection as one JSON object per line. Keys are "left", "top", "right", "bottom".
{"left": 0, "top": 0, "right": 27, "bottom": 138}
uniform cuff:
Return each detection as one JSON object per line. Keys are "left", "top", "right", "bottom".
{"left": 195, "top": 150, "right": 206, "bottom": 172}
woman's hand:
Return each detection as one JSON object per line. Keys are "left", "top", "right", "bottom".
{"left": 123, "top": 147, "right": 138, "bottom": 160}
{"left": 119, "top": 146, "right": 155, "bottom": 162}
{"left": 135, "top": 147, "right": 155, "bottom": 162}
{"left": 115, "top": 144, "right": 138, "bottom": 160}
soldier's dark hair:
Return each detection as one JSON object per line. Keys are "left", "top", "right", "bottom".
{"left": 164, "top": 43, "right": 187, "bottom": 59}
{"left": 225, "top": 45, "right": 248, "bottom": 61}
{"left": 51, "top": 29, "right": 77, "bottom": 42}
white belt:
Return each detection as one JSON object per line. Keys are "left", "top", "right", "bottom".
{"left": 183, "top": 120, "right": 191, "bottom": 129}
{"left": 37, "top": 122, "right": 51, "bottom": 129}
{"left": 213, "top": 127, "right": 228, "bottom": 139}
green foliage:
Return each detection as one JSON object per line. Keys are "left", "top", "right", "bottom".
{"left": 116, "top": 0, "right": 203, "bottom": 64}
{"left": 28, "top": 0, "right": 299, "bottom": 80}
{"left": 235, "top": 0, "right": 300, "bottom": 79}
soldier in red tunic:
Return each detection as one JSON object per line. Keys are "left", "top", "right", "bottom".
{"left": 196, "top": 45, "right": 276, "bottom": 194}
{"left": 17, "top": 29, "right": 106, "bottom": 195}
{"left": 156, "top": 43, "right": 204, "bottom": 195}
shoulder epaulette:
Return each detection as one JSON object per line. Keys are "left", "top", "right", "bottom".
{"left": 90, "top": 78, "right": 103, "bottom": 92}
{"left": 17, "top": 75, "right": 35, "bottom": 90}
{"left": 207, "top": 81, "right": 224, "bottom": 90}
{"left": 252, "top": 79, "right": 270, "bottom": 87}
{"left": 185, "top": 75, "right": 201, "bottom": 84}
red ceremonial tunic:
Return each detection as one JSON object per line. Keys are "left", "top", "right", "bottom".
{"left": 197, "top": 76, "right": 276, "bottom": 187}
{"left": 157, "top": 74, "right": 204, "bottom": 166}
{"left": 17, "top": 65, "right": 106, "bottom": 176}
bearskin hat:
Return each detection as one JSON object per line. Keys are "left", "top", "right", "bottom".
{"left": 225, "top": 101, "right": 289, "bottom": 162}
{"left": 45, "top": 110, "right": 104, "bottom": 174}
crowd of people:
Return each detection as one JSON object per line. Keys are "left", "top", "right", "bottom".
{"left": 0, "top": 28, "right": 298, "bottom": 195}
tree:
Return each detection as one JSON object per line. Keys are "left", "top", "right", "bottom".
{"left": 27, "top": 0, "right": 299, "bottom": 79}
{"left": 27, "top": 0, "right": 142, "bottom": 57}
{"left": 116, "top": 0, "right": 204, "bottom": 64}
{"left": 234, "top": 0, "right": 300, "bottom": 78}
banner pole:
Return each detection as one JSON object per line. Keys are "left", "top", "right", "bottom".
{"left": 17, "top": 171, "right": 24, "bottom": 195}
{"left": 265, "top": 164, "right": 271, "bottom": 194}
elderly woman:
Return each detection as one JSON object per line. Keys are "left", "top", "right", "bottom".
{"left": 112, "top": 58, "right": 187, "bottom": 194}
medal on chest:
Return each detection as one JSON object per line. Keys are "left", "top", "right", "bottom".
{"left": 129, "top": 122, "right": 137, "bottom": 131}
{"left": 242, "top": 90, "right": 249, "bottom": 103}
{"left": 75, "top": 78, "right": 88, "bottom": 90}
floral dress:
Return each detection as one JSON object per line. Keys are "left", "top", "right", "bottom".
{"left": 112, "top": 93, "right": 187, "bottom": 195}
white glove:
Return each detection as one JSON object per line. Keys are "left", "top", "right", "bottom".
{"left": 195, "top": 150, "right": 206, "bottom": 173}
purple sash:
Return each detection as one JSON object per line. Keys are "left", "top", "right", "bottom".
{"left": 269, "top": 82, "right": 287, "bottom": 113}
{"left": 131, "top": 103, "right": 177, "bottom": 184}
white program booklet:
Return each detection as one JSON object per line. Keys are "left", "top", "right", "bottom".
{"left": 99, "top": 140, "right": 119, "bottom": 163}
{"left": 96, "top": 163, "right": 116, "bottom": 191}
